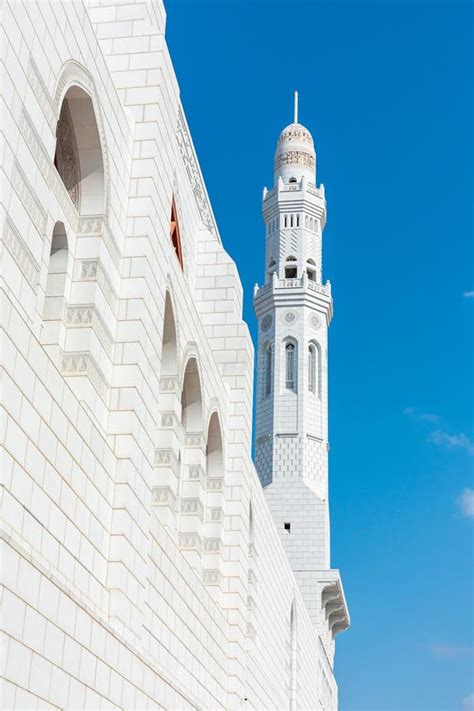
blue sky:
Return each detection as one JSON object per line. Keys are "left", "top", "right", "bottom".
{"left": 166, "top": 1, "right": 473, "bottom": 708}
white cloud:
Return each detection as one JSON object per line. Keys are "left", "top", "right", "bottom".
{"left": 430, "top": 644, "right": 473, "bottom": 658}
{"left": 463, "top": 291, "right": 474, "bottom": 298}
{"left": 403, "top": 407, "right": 439, "bottom": 423}
{"left": 462, "top": 693, "right": 474, "bottom": 710}
{"left": 428, "top": 430, "right": 474, "bottom": 456}
{"left": 458, "top": 489, "right": 474, "bottom": 518}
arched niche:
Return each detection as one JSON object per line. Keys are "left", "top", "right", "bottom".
{"left": 206, "top": 412, "right": 223, "bottom": 478}
{"left": 43, "top": 221, "right": 68, "bottom": 322}
{"left": 181, "top": 357, "right": 203, "bottom": 433}
{"left": 54, "top": 64, "right": 107, "bottom": 216}
{"left": 161, "top": 292, "right": 178, "bottom": 377}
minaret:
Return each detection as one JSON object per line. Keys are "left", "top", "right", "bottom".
{"left": 254, "top": 94, "right": 349, "bottom": 665}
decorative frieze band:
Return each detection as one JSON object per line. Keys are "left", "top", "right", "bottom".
{"left": 185, "top": 432, "right": 204, "bottom": 449}
{"left": 176, "top": 105, "right": 220, "bottom": 244}
{"left": 180, "top": 498, "right": 204, "bottom": 521}
{"left": 178, "top": 533, "right": 202, "bottom": 552}
{"left": 160, "top": 411, "right": 180, "bottom": 430}
{"left": 79, "top": 260, "right": 117, "bottom": 313}
{"left": 206, "top": 477, "right": 223, "bottom": 492}
{"left": 65, "top": 304, "right": 113, "bottom": 357}
{"left": 27, "top": 59, "right": 56, "bottom": 131}
{"left": 11, "top": 161, "right": 47, "bottom": 236}
{"left": 160, "top": 376, "right": 180, "bottom": 394}
{"left": 151, "top": 486, "right": 177, "bottom": 509}
{"left": 203, "top": 569, "right": 221, "bottom": 586}
{"left": 154, "top": 448, "right": 179, "bottom": 474}
{"left": 203, "top": 537, "right": 221, "bottom": 553}
{"left": 60, "top": 350, "right": 108, "bottom": 401}
{"left": 187, "top": 464, "right": 204, "bottom": 481}
{"left": 2, "top": 216, "right": 40, "bottom": 289}
{"left": 20, "top": 110, "right": 77, "bottom": 229}
{"left": 207, "top": 507, "right": 222, "bottom": 523}
{"left": 77, "top": 217, "right": 120, "bottom": 270}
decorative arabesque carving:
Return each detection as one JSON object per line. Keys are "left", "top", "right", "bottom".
{"left": 54, "top": 99, "right": 80, "bottom": 208}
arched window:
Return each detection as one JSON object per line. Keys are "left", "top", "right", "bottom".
{"left": 296, "top": 215, "right": 300, "bottom": 227}
{"left": 161, "top": 292, "right": 177, "bottom": 377}
{"left": 284, "top": 215, "right": 288, "bottom": 228}
{"left": 308, "top": 342, "right": 320, "bottom": 396}
{"left": 285, "top": 342, "right": 297, "bottom": 391}
{"left": 285, "top": 256, "right": 297, "bottom": 279}
{"left": 265, "top": 342, "right": 272, "bottom": 397}
{"left": 181, "top": 358, "right": 203, "bottom": 433}
{"left": 55, "top": 87, "right": 105, "bottom": 215}
{"left": 42, "top": 222, "right": 68, "bottom": 345}
{"left": 305, "top": 215, "right": 308, "bottom": 228}
{"left": 306, "top": 259, "right": 316, "bottom": 282}
{"left": 170, "top": 197, "right": 184, "bottom": 269}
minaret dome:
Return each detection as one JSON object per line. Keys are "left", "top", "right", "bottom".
{"left": 273, "top": 92, "right": 316, "bottom": 186}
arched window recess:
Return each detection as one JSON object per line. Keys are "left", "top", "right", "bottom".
{"left": 54, "top": 86, "right": 105, "bottom": 216}
{"left": 285, "top": 340, "right": 297, "bottom": 392}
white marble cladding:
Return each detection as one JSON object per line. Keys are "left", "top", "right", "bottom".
{"left": 1, "top": 1, "right": 344, "bottom": 709}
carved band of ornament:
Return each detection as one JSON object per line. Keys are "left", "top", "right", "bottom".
{"left": 160, "top": 376, "right": 179, "bottom": 393}
{"left": 180, "top": 498, "right": 204, "bottom": 521}
{"left": 206, "top": 477, "right": 223, "bottom": 492}
{"left": 152, "top": 486, "right": 176, "bottom": 508}
{"left": 185, "top": 432, "right": 204, "bottom": 448}
{"left": 77, "top": 218, "right": 120, "bottom": 270}
{"left": 275, "top": 150, "right": 315, "bottom": 170}
{"left": 79, "top": 260, "right": 117, "bottom": 313}
{"left": 60, "top": 350, "right": 108, "bottom": 400}
{"left": 11, "top": 162, "right": 47, "bottom": 237}
{"left": 2, "top": 217, "right": 40, "bottom": 289}
{"left": 27, "top": 59, "right": 56, "bottom": 130}
{"left": 65, "top": 305, "right": 113, "bottom": 356}
{"left": 176, "top": 105, "right": 220, "bottom": 244}
{"left": 178, "top": 533, "right": 202, "bottom": 552}
{"left": 80, "top": 260, "right": 98, "bottom": 280}
{"left": 154, "top": 448, "right": 179, "bottom": 474}
{"left": 203, "top": 537, "right": 221, "bottom": 553}
{"left": 160, "top": 411, "right": 179, "bottom": 429}
{"left": 203, "top": 569, "right": 221, "bottom": 586}
{"left": 187, "top": 465, "right": 203, "bottom": 480}
{"left": 20, "top": 111, "right": 78, "bottom": 230}
{"left": 208, "top": 507, "right": 222, "bottom": 522}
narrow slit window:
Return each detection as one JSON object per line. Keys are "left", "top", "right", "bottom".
{"left": 286, "top": 342, "right": 296, "bottom": 391}
{"left": 265, "top": 343, "right": 272, "bottom": 396}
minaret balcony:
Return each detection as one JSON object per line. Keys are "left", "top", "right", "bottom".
{"left": 254, "top": 275, "right": 332, "bottom": 298}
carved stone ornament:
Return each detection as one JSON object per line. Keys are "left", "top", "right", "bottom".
{"left": 283, "top": 311, "right": 298, "bottom": 324}
{"left": 310, "top": 313, "right": 322, "bottom": 330}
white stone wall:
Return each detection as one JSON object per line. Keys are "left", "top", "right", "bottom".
{"left": 0, "top": 0, "right": 343, "bottom": 709}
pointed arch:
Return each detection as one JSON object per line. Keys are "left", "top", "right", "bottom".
{"left": 181, "top": 357, "right": 203, "bottom": 432}
{"left": 161, "top": 291, "right": 178, "bottom": 377}
{"left": 53, "top": 61, "right": 109, "bottom": 216}
{"left": 41, "top": 221, "right": 69, "bottom": 346}
{"left": 308, "top": 340, "right": 321, "bottom": 397}
{"left": 206, "top": 411, "right": 223, "bottom": 478}
{"left": 285, "top": 339, "right": 297, "bottom": 392}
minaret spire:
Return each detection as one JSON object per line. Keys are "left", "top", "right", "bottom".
{"left": 294, "top": 90, "right": 298, "bottom": 124}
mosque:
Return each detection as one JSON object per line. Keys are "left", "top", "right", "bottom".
{"left": 1, "top": 1, "right": 349, "bottom": 708}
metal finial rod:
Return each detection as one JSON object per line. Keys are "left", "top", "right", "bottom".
{"left": 294, "top": 90, "right": 298, "bottom": 123}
